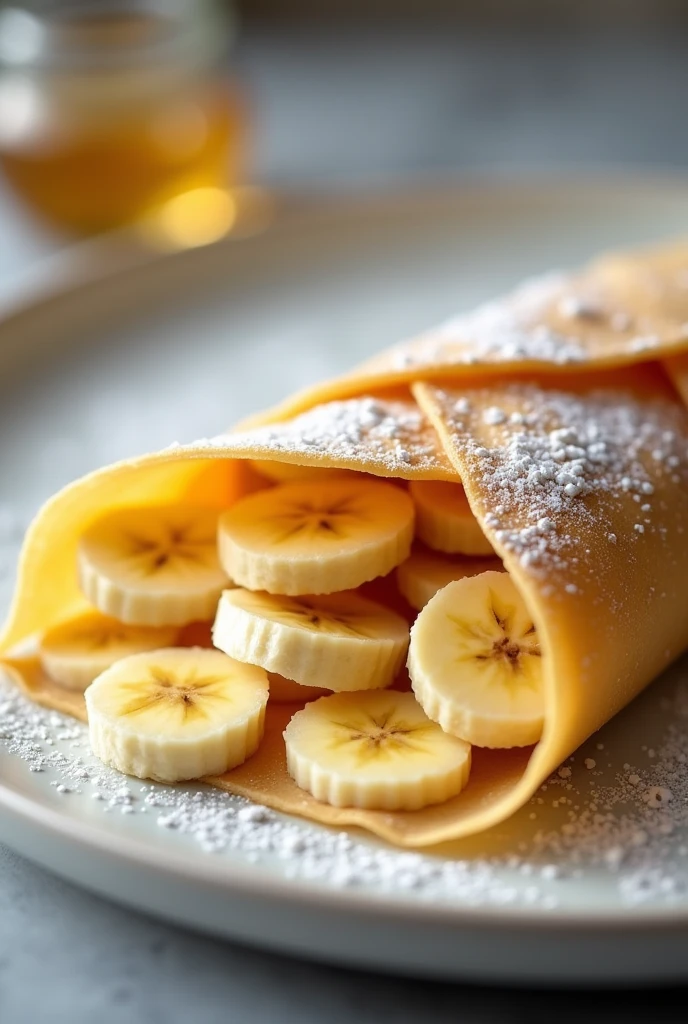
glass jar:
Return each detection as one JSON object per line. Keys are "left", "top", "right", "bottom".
{"left": 0, "top": 0, "right": 245, "bottom": 233}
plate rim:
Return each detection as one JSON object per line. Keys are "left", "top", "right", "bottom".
{"left": 2, "top": 763, "right": 688, "bottom": 933}
{"left": 4, "top": 174, "right": 688, "bottom": 937}
{"left": 4, "top": 169, "right": 688, "bottom": 336}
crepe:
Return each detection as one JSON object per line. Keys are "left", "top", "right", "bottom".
{"left": 3, "top": 238, "right": 688, "bottom": 848}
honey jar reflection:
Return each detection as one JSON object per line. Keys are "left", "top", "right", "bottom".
{"left": 0, "top": 1, "right": 244, "bottom": 234}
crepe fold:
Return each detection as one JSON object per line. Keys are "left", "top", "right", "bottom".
{"left": 3, "top": 240, "right": 688, "bottom": 848}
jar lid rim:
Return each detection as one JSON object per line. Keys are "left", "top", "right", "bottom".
{"left": 0, "top": 0, "right": 234, "bottom": 71}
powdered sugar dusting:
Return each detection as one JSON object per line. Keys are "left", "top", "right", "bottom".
{"left": 0, "top": 675, "right": 530, "bottom": 908}
{"left": 422, "top": 383, "right": 688, "bottom": 589}
{"left": 4, "top": 659, "right": 688, "bottom": 911}
{"left": 383, "top": 273, "right": 590, "bottom": 370}
{"left": 524, "top": 673, "right": 688, "bottom": 906}
{"left": 357, "top": 261, "right": 688, "bottom": 380}
{"left": 181, "top": 397, "right": 457, "bottom": 480}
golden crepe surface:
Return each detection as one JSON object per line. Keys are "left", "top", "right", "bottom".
{"left": 3, "top": 239, "right": 688, "bottom": 847}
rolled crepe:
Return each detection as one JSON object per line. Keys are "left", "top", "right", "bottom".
{"left": 3, "top": 239, "right": 688, "bottom": 847}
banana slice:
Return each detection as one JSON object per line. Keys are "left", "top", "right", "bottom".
{"left": 213, "top": 588, "right": 409, "bottom": 691}
{"left": 284, "top": 690, "right": 471, "bottom": 810}
{"left": 218, "top": 478, "right": 414, "bottom": 595}
{"left": 408, "top": 571, "right": 544, "bottom": 748}
{"left": 78, "top": 506, "right": 229, "bottom": 626}
{"left": 397, "top": 547, "right": 503, "bottom": 610}
{"left": 39, "top": 612, "right": 177, "bottom": 691}
{"left": 408, "top": 481, "right": 494, "bottom": 556}
{"left": 251, "top": 460, "right": 350, "bottom": 483}
{"left": 86, "top": 647, "right": 269, "bottom": 782}
{"left": 268, "top": 673, "right": 330, "bottom": 703}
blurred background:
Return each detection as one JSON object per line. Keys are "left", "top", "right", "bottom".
{"left": 0, "top": 0, "right": 688, "bottom": 276}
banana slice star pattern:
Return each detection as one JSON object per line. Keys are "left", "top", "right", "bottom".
{"left": 267, "top": 673, "right": 330, "bottom": 703}
{"left": 396, "top": 546, "right": 503, "bottom": 610}
{"left": 213, "top": 588, "right": 409, "bottom": 692}
{"left": 78, "top": 506, "right": 229, "bottom": 626}
{"left": 284, "top": 690, "right": 472, "bottom": 810}
{"left": 408, "top": 481, "right": 495, "bottom": 556}
{"left": 39, "top": 612, "right": 177, "bottom": 691}
{"left": 86, "top": 647, "right": 269, "bottom": 782}
{"left": 217, "top": 478, "right": 414, "bottom": 595}
{"left": 408, "top": 570, "right": 544, "bottom": 748}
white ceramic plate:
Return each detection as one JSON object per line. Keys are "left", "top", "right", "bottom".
{"left": 2, "top": 179, "right": 688, "bottom": 985}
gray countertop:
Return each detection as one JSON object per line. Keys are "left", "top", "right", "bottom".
{"left": 2, "top": 838, "right": 683, "bottom": 1022}
{"left": 2, "top": 27, "right": 688, "bottom": 1022}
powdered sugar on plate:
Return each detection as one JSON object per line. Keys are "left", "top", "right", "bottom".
{"left": 3, "top": 655, "right": 688, "bottom": 913}
{"left": 181, "top": 397, "right": 457, "bottom": 480}
{"left": 525, "top": 674, "right": 688, "bottom": 907}
{"left": 0, "top": 676, "right": 515, "bottom": 907}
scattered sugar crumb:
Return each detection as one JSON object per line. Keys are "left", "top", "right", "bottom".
{"left": 645, "top": 787, "right": 672, "bottom": 808}
{"left": 483, "top": 406, "right": 507, "bottom": 426}
{"left": 558, "top": 297, "right": 604, "bottom": 321}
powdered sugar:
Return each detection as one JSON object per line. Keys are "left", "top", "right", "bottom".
{"left": 0, "top": 675, "right": 532, "bottom": 908}
{"left": 558, "top": 296, "right": 605, "bottom": 322}
{"left": 183, "top": 397, "right": 456, "bottom": 480}
{"left": 4, "top": 660, "right": 688, "bottom": 912}
{"left": 522, "top": 670, "right": 688, "bottom": 906}
{"left": 424, "top": 383, "right": 688, "bottom": 587}
{"left": 483, "top": 406, "right": 507, "bottom": 426}
{"left": 363, "top": 260, "right": 688, "bottom": 378}
{"left": 383, "top": 273, "right": 591, "bottom": 370}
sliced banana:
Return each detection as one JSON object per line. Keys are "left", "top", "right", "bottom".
{"left": 268, "top": 673, "right": 330, "bottom": 703}
{"left": 408, "top": 571, "right": 544, "bottom": 748}
{"left": 213, "top": 588, "right": 409, "bottom": 692}
{"left": 39, "top": 612, "right": 177, "bottom": 691}
{"left": 251, "top": 459, "right": 350, "bottom": 483}
{"left": 397, "top": 547, "right": 503, "bottom": 610}
{"left": 86, "top": 647, "right": 269, "bottom": 782}
{"left": 284, "top": 690, "right": 471, "bottom": 811}
{"left": 218, "top": 478, "right": 414, "bottom": 595}
{"left": 78, "top": 506, "right": 229, "bottom": 626}
{"left": 408, "top": 481, "right": 494, "bottom": 556}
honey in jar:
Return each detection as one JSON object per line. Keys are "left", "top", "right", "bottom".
{"left": 0, "top": 1, "right": 245, "bottom": 234}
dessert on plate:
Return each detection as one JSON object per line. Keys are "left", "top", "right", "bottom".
{"left": 2, "top": 236, "right": 688, "bottom": 848}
